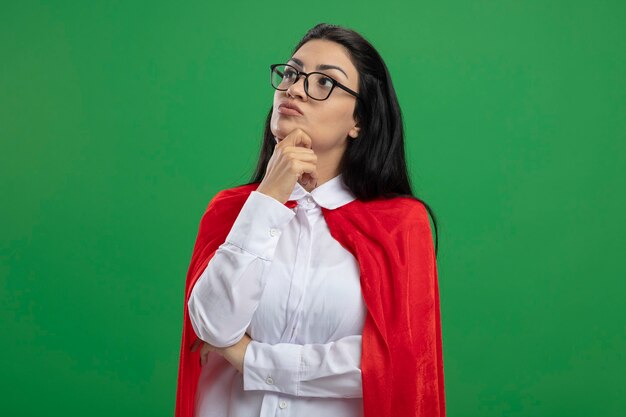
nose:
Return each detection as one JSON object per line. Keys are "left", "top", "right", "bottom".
{"left": 286, "top": 74, "right": 307, "bottom": 100}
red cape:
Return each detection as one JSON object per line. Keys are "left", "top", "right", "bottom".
{"left": 175, "top": 182, "right": 446, "bottom": 417}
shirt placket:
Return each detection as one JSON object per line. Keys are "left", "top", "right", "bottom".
{"left": 280, "top": 197, "right": 314, "bottom": 343}
{"left": 261, "top": 196, "right": 314, "bottom": 417}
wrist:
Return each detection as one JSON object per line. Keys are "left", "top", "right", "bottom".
{"left": 256, "top": 187, "right": 284, "bottom": 204}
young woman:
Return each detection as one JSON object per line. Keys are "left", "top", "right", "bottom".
{"left": 176, "top": 23, "right": 445, "bottom": 417}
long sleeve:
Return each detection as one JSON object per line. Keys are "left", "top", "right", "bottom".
{"left": 187, "top": 191, "right": 295, "bottom": 348}
{"left": 242, "top": 334, "right": 363, "bottom": 399}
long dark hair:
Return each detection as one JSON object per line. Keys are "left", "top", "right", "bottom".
{"left": 240, "top": 23, "right": 439, "bottom": 258}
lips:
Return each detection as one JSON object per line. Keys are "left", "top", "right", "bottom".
{"left": 278, "top": 101, "right": 303, "bottom": 115}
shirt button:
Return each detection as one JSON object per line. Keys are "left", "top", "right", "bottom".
{"left": 265, "top": 376, "right": 274, "bottom": 385}
{"left": 306, "top": 196, "right": 313, "bottom": 203}
{"left": 269, "top": 228, "right": 278, "bottom": 237}
{"left": 279, "top": 401, "right": 287, "bottom": 409}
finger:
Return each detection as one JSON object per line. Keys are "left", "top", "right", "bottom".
{"left": 296, "top": 130, "right": 312, "bottom": 149}
{"left": 297, "top": 161, "right": 318, "bottom": 177}
{"left": 200, "top": 345, "right": 214, "bottom": 366}
{"left": 287, "top": 153, "right": 318, "bottom": 164}
{"left": 301, "top": 169, "right": 318, "bottom": 188}
{"left": 283, "top": 146, "right": 315, "bottom": 155}
{"left": 302, "top": 171, "right": 318, "bottom": 186}
{"left": 190, "top": 338, "right": 202, "bottom": 352}
{"left": 284, "top": 128, "right": 312, "bottom": 149}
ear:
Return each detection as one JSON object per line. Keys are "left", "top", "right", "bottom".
{"left": 348, "top": 123, "right": 360, "bottom": 139}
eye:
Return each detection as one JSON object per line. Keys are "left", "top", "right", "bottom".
{"left": 318, "top": 76, "right": 334, "bottom": 89}
{"left": 284, "top": 68, "right": 297, "bottom": 79}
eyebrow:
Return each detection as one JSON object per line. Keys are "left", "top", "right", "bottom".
{"left": 288, "top": 57, "right": 349, "bottom": 80}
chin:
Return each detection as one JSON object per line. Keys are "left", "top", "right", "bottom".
{"left": 272, "top": 120, "right": 301, "bottom": 138}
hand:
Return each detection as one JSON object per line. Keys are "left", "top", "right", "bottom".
{"left": 190, "top": 333, "right": 254, "bottom": 374}
{"left": 190, "top": 337, "right": 219, "bottom": 366}
{"left": 256, "top": 128, "right": 318, "bottom": 204}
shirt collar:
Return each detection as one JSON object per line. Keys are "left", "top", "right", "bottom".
{"left": 288, "top": 173, "right": 357, "bottom": 210}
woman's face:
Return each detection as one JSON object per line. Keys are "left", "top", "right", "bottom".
{"left": 271, "top": 39, "right": 360, "bottom": 154}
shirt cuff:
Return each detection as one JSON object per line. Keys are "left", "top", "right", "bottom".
{"left": 242, "top": 340, "right": 303, "bottom": 396}
{"left": 224, "top": 191, "right": 295, "bottom": 260}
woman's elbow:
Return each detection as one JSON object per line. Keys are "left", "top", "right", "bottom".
{"left": 187, "top": 294, "right": 245, "bottom": 348}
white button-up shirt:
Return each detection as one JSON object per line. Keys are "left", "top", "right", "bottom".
{"left": 188, "top": 173, "right": 367, "bottom": 417}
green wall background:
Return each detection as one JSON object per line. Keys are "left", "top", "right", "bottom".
{"left": 1, "top": 1, "right": 624, "bottom": 416}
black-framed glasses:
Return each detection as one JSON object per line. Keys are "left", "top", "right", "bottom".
{"left": 270, "top": 63, "right": 360, "bottom": 101}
